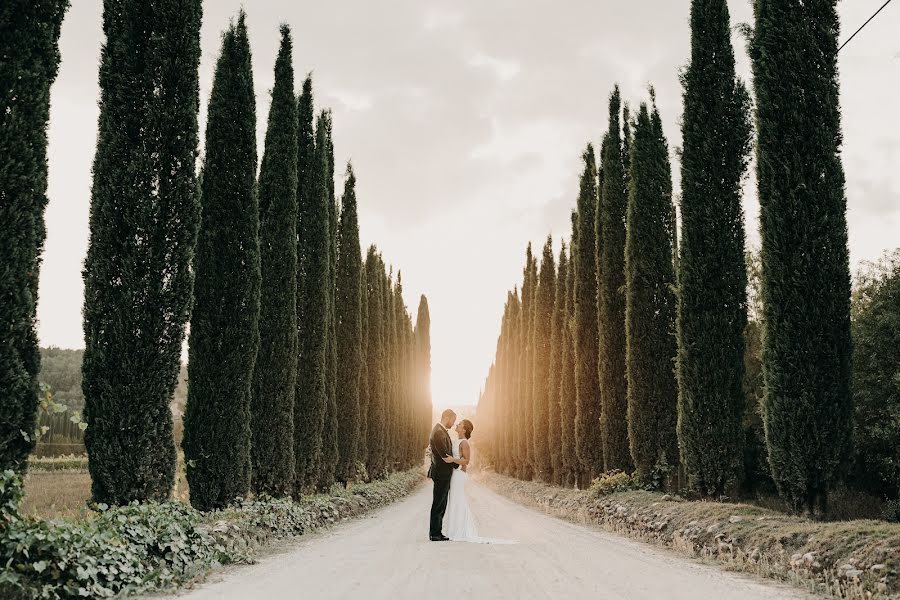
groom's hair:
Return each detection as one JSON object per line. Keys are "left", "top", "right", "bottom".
{"left": 441, "top": 409, "right": 456, "bottom": 421}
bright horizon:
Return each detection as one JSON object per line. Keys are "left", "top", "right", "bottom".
{"left": 36, "top": 0, "right": 900, "bottom": 412}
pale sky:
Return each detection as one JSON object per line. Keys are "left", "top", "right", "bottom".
{"left": 38, "top": 1, "right": 900, "bottom": 411}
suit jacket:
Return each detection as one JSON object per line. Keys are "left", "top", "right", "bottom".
{"left": 428, "top": 423, "right": 459, "bottom": 481}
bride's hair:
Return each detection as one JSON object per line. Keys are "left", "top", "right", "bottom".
{"left": 460, "top": 419, "right": 474, "bottom": 439}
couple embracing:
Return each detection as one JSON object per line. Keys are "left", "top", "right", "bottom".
{"left": 427, "top": 409, "right": 513, "bottom": 544}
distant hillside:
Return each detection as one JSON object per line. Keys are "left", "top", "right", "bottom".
{"left": 38, "top": 347, "right": 187, "bottom": 414}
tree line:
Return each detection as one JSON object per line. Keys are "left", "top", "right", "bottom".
{"left": 476, "top": 0, "right": 884, "bottom": 516}
{"left": 1, "top": 2, "right": 433, "bottom": 511}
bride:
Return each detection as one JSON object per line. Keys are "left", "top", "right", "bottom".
{"left": 441, "top": 420, "right": 514, "bottom": 544}
{"left": 441, "top": 419, "right": 477, "bottom": 541}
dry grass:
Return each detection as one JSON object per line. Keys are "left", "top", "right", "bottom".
{"left": 21, "top": 453, "right": 191, "bottom": 520}
{"left": 21, "top": 471, "right": 93, "bottom": 521}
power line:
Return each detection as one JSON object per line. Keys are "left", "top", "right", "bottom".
{"left": 839, "top": 0, "right": 894, "bottom": 52}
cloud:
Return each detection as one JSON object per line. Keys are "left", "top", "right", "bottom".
{"left": 468, "top": 52, "right": 521, "bottom": 81}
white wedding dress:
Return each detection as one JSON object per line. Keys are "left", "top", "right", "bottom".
{"left": 443, "top": 438, "right": 514, "bottom": 544}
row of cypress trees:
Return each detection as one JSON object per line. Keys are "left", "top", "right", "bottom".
{"left": 0, "top": 1, "right": 69, "bottom": 474}
{"left": 477, "top": 90, "right": 679, "bottom": 489}
{"left": 478, "top": 0, "right": 853, "bottom": 515}
{"left": 0, "top": 3, "right": 434, "bottom": 508}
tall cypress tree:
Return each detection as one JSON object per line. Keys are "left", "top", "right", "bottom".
{"left": 532, "top": 237, "right": 556, "bottom": 482}
{"left": 250, "top": 25, "right": 298, "bottom": 498}
{"left": 597, "top": 87, "right": 632, "bottom": 473}
{"left": 358, "top": 266, "right": 370, "bottom": 476}
{"left": 548, "top": 242, "right": 568, "bottom": 485}
{"left": 335, "top": 165, "right": 362, "bottom": 483}
{"left": 496, "top": 294, "right": 513, "bottom": 475}
{"left": 505, "top": 290, "right": 521, "bottom": 477}
{"left": 364, "top": 249, "right": 386, "bottom": 478}
{"left": 317, "top": 112, "right": 339, "bottom": 489}
{"left": 82, "top": 0, "right": 202, "bottom": 504}
{"left": 517, "top": 246, "right": 537, "bottom": 480}
{"left": 751, "top": 0, "right": 852, "bottom": 514}
{"left": 677, "top": 0, "right": 752, "bottom": 497}
{"left": 184, "top": 12, "right": 260, "bottom": 511}
{"left": 392, "top": 275, "right": 408, "bottom": 468}
{"left": 560, "top": 211, "right": 579, "bottom": 487}
{"left": 293, "top": 76, "right": 327, "bottom": 494}
{"left": 0, "top": 0, "right": 67, "bottom": 473}
{"left": 415, "top": 295, "right": 432, "bottom": 463}
{"left": 382, "top": 269, "right": 397, "bottom": 472}
{"left": 625, "top": 99, "right": 679, "bottom": 482}
{"left": 574, "top": 145, "right": 603, "bottom": 483}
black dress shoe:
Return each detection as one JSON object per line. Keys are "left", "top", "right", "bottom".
{"left": 429, "top": 535, "right": 450, "bottom": 541}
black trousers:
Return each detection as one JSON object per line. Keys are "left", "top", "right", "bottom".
{"left": 430, "top": 477, "right": 451, "bottom": 537}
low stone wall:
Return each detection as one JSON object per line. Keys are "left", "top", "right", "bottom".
{"left": 478, "top": 472, "right": 899, "bottom": 599}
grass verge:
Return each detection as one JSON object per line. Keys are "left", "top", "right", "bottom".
{"left": 2, "top": 468, "right": 424, "bottom": 599}
{"left": 477, "top": 472, "right": 899, "bottom": 599}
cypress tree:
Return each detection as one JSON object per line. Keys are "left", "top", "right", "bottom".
{"left": 81, "top": 0, "right": 202, "bottom": 504}
{"left": 532, "top": 237, "right": 556, "bottom": 481}
{"left": 414, "top": 295, "right": 432, "bottom": 464}
{"left": 358, "top": 266, "right": 370, "bottom": 476}
{"left": 677, "top": 0, "right": 752, "bottom": 497}
{"left": 335, "top": 165, "right": 362, "bottom": 483}
{"left": 751, "top": 0, "right": 852, "bottom": 514}
{"left": 383, "top": 269, "right": 397, "bottom": 472}
{"left": 548, "top": 242, "right": 568, "bottom": 485}
{"left": 497, "top": 294, "right": 513, "bottom": 475}
{"left": 625, "top": 99, "right": 679, "bottom": 482}
{"left": 293, "top": 76, "right": 327, "bottom": 494}
{"left": 517, "top": 246, "right": 537, "bottom": 480}
{"left": 597, "top": 88, "right": 632, "bottom": 473}
{"left": 504, "top": 290, "right": 521, "bottom": 477}
{"left": 574, "top": 145, "right": 603, "bottom": 483}
{"left": 392, "top": 275, "right": 408, "bottom": 468}
{"left": 250, "top": 25, "right": 298, "bottom": 498}
{"left": 184, "top": 12, "right": 260, "bottom": 511}
{"left": 364, "top": 249, "right": 386, "bottom": 478}
{"left": 317, "top": 112, "right": 339, "bottom": 489}
{"left": 0, "top": 0, "right": 67, "bottom": 472}
{"left": 560, "top": 211, "right": 579, "bottom": 487}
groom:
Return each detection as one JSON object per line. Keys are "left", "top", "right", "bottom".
{"left": 428, "top": 409, "right": 459, "bottom": 541}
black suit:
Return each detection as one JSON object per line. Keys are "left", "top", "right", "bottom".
{"left": 428, "top": 423, "right": 458, "bottom": 537}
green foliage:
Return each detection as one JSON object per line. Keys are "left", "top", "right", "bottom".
{"left": 625, "top": 99, "right": 679, "bottom": 482}
{"left": 532, "top": 237, "right": 556, "bottom": 482}
{"left": 184, "top": 11, "right": 260, "bottom": 511}
{"left": 0, "top": 469, "right": 423, "bottom": 599}
{"left": 414, "top": 296, "right": 432, "bottom": 467}
{"left": 318, "top": 111, "right": 340, "bottom": 490}
{"left": 574, "top": 146, "right": 603, "bottom": 481}
{"left": 751, "top": 0, "right": 852, "bottom": 514}
{"left": 589, "top": 469, "right": 638, "bottom": 496}
{"left": 676, "top": 0, "right": 752, "bottom": 498}
{"left": 559, "top": 212, "right": 579, "bottom": 487}
{"left": 848, "top": 251, "right": 900, "bottom": 500}
{"left": 335, "top": 165, "right": 363, "bottom": 483}
{"left": 251, "top": 26, "right": 298, "bottom": 498}
{"left": 517, "top": 246, "right": 537, "bottom": 479}
{"left": 547, "top": 242, "right": 568, "bottom": 486}
{"left": 0, "top": 0, "right": 67, "bottom": 474}
{"left": 36, "top": 348, "right": 84, "bottom": 410}
{"left": 363, "top": 249, "right": 387, "bottom": 478}
{"left": 2, "top": 494, "right": 221, "bottom": 599}
{"left": 82, "top": 0, "right": 202, "bottom": 504}
{"left": 597, "top": 88, "right": 632, "bottom": 473}
{"left": 293, "top": 77, "right": 327, "bottom": 494}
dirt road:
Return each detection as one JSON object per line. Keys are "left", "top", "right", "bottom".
{"left": 171, "top": 480, "right": 811, "bottom": 599}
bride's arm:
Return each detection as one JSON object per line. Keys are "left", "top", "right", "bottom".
{"left": 441, "top": 441, "right": 471, "bottom": 466}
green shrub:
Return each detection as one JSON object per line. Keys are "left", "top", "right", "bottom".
{"left": 590, "top": 470, "right": 638, "bottom": 496}
{"left": 0, "top": 468, "right": 423, "bottom": 599}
